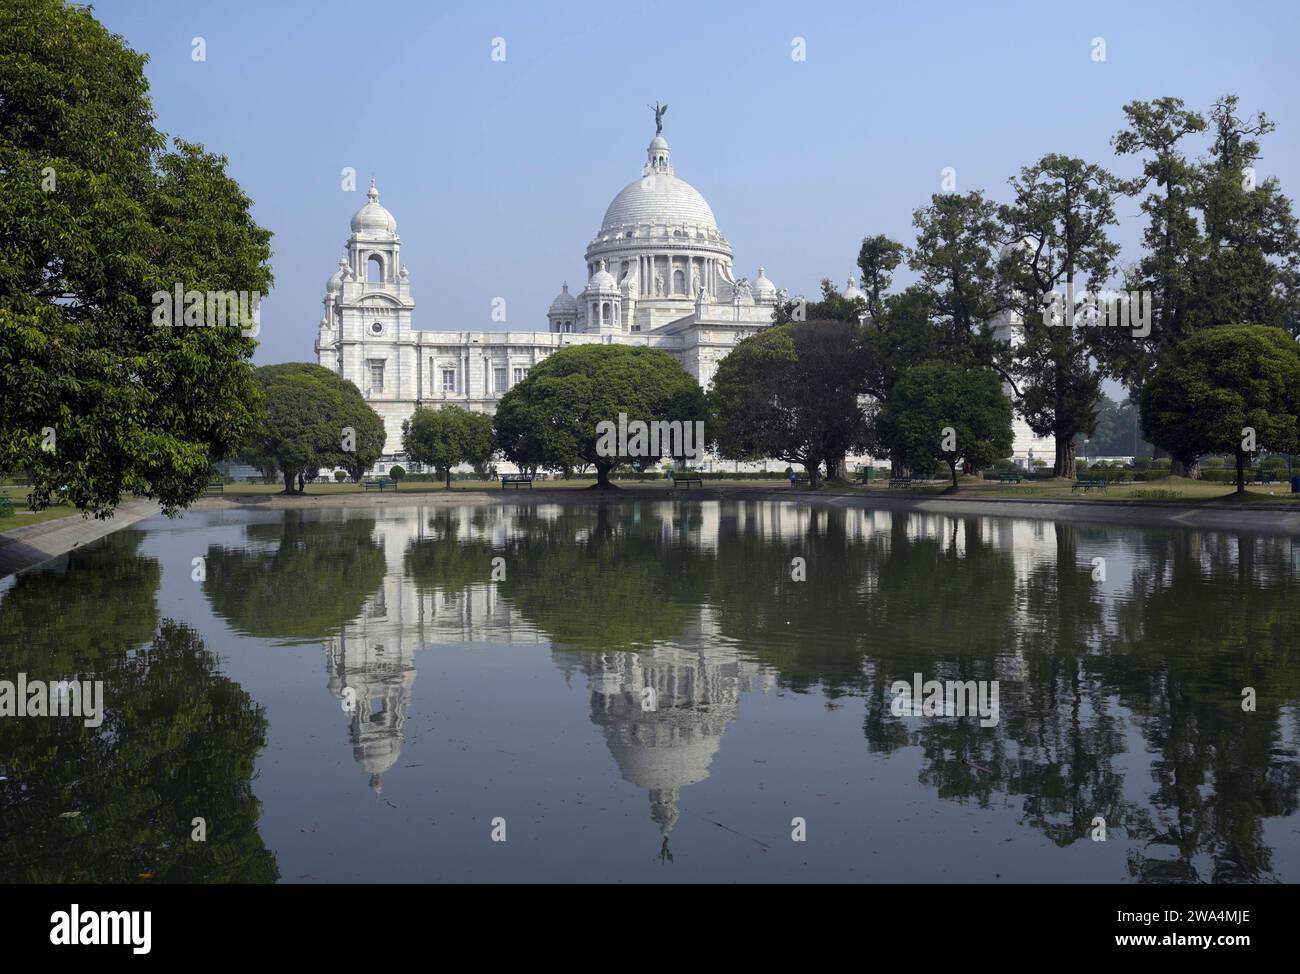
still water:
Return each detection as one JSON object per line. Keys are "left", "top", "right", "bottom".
{"left": 3, "top": 500, "right": 1300, "bottom": 883}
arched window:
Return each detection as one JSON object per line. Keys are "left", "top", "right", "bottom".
{"left": 672, "top": 269, "right": 685, "bottom": 294}
{"left": 367, "top": 254, "right": 384, "bottom": 283}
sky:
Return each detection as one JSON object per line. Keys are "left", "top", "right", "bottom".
{"left": 91, "top": 0, "right": 1300, "bottom": 367}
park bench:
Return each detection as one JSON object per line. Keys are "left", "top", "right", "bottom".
{"left": 673, "top": 475, "right": 703, "bottom": 488}
{"left": 204, "top": 482, "right": 225, "bottom": 494}
{"left": 997, "top": 473, "right": 1023, "bottom": 484}
{"left": 1071, "top": 479, "right": 1107, "bottom": 493}
{"left": 789, "top": 473, "right": 811, "bottom": 487}
{"left": 362, "top": 478, "right": 394, "bottom": 492}
{"left": 888, "top": 477, "right": 912, "bottom": 489}
{"left": 501, "top": 474, "right": 533, "bottom": 489}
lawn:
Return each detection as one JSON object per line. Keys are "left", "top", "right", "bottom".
{"left": 861, "top": 475, "right": 1300, "bottom": 504}
{"left": 0, "top": 485, "right": 81, "bottom": 533}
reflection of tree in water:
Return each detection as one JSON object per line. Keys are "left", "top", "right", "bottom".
{"left": 859, "top": 515, "right": 1026, "bottom": 805}
{"left": 708, "top": 504, "right": 883, "bottom": 698}
{"left": 993, "top": 522, "right": 1127, "bottom": 847}
{"left": 0, "top": 534, "right": 276, "bottom": 882}
{"left": 1096, "top": 531, "right": 1300, "bottom": 883}
{"left": 203, "top": 511, "right": 386, "bottom": 642}
{"left": 500, "top": 503, "right": 710, "bottom": 651}
{"left": 402, "top": 509, "right": 496, "bottom": 595}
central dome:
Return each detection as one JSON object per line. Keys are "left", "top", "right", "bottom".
{"left": 600, "top": 172, "right": 718, "bottom": 233}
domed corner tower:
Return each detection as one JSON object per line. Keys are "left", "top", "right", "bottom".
{"left": 318, "top": 179, "right": 418, "bottom": 458}
{"left": 582, "top": 125, "right": 736, "bottom": 334}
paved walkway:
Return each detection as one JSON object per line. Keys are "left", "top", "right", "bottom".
{"left": 0, "top": 499, "right": 161, "bottom": 580}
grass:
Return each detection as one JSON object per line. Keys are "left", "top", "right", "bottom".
{"left": 4, "top": 475, "right": 1296, "bottom": 525}
{"left": 0, "top": 485, "right": 80, "bottom": 533}
{"left": 868, "top": 475, "right": 1300, "bottom": 504}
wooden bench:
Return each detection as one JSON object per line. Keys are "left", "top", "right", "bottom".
{"left": 888, "top": 477, "right": 912, "bottom": 489}
{"left": 673, "top": 475, "right": 703, "bottom": 488}
{"left": 362, "top": 478, "right": 394, "bottom": 492}
{"left": 1071, "top": 479, "right": 1107, "bottom": 493}
{"left": 500, "top": 474, "right": 533, "bottom": 489}
{"left": 997, "top": 473, "right": 1023, "bottom": 484}
{"left": 204, "top": 482, "right": 225, "bottom": 494}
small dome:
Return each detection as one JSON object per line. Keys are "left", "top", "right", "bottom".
{"left": 649, "top": 134, "right": 669, "bottom": 151}
{"left": 752, "top": 266, "right": 777, "bottom": 302}
{"left": 590, "top": 260, "right": 617, "bottom": 291}
{"left": 549, "top": 282, "right": 578, "bottom": 313}
{"left": 326, "top": 258, "right": 347, "bottom": 293}
{"left": 842, "top": 273, "right": 866, "bottom": 303}
{"left": 351, "top": 180, "right": 397, "bottom": 235}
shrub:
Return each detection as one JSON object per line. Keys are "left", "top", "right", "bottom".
{"left": 333, "top": 470, "right": 348, "bottom": 482}
{"left": 388, "top": 465, "right": 406, "bottom": 483}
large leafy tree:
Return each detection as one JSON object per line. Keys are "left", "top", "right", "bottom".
{"left": 494, "top": 345, "right": 703, "bottom": 488}
{"left": 909, "top": 191, "right": 1011, "bottom": 364}
{"left": 856, "top": 233, "right": 906, "bottom": 321}
{"left": 0, "top": 0, "right": 273, "bottom": 516}
{"left": 1095, "top": 97, "right": 1206, "bottom": 394}
{"left": 402, "top": 404, "right": 494, "bottom": 488}
{"left": 1192, "top": 96, "right": 1300, "bottom": 334}
{"left": 246, "top": 363, "right": 384, "bottom": 492}
{"left": 1140, "top": 325, "right": 1300, "bottom": 492}
{"left": 877, "top": 362, "right": 1013, "bottom": 486}
{"left": 999, "top": 154, "right": 1120, "bottom": 477}
{"left": 708, "top": 320, "right": 872, "bottom": 486}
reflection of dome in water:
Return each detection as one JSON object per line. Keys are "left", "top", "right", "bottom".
{"left": 556, "top": 643, "right": 770, "bottom": 836}
{"left": 325, "top": 632, "right": 417, "bottom": 796}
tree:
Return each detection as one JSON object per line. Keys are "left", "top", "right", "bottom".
{"left": 1095, "top": 97, "right": 1206, "bottom": 395}
{"left": 493, "top": 345, "right": 703, "bottom": 488}
{"left": 1000, "top": 154, "right": 1120, "bottom": 477}
{"left": 877, "top": 362, "right": 1014, "bottom": 487}
{"left": 1192, "top": 96, "right": 1300, "bottom": 334}
{"left": 245, "top": 363, "right": 384, "bottom": 493}
{"left": 1140, "top": 325, "right": 1300, "bottom": 492}
{"left": 0, "top": 1, "right": 273, "bottom": 517}
{"left": 387, "top": 464, "right": 405, "bottom": 483}
{"left": 708, "top": 321, "right": 872, "bottom": 486}
{"left": 402, "top": 405, "right": 494, "bottom": 489}
{"left": 909, "top": 191, "right": 1011, "bottom": 362}
{"left": 856, "top": 234, "right": 906, "bottom": 321}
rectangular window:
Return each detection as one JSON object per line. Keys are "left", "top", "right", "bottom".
{"left": 369, "top": 361, "right": 384, "bottom": 392}
{"left": 494, "top": 367, "right": 508, "bottom": 393}
{"left": 442, "top": 368, "right": 456, "bottom": 393}
{"left": 513, "top": 367, "right": 526, "bottom": 385}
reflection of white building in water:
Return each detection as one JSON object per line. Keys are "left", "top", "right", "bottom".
{"left": 317, "top": 502, "right": 1066, "bottom": 807}
{"left": 555, "top": 622, "right": 774, "bottom": 840}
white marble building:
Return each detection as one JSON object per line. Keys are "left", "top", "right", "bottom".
{"left": 314, "top": 122, "right": 1053, "bottom": 471}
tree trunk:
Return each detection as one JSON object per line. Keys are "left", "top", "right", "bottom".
{"left": 1236, "top": 448, "right": 1246, "bottom": 494}
{"left": 949, "top": 461, "right": 959, "bottom": 488}
{"left": 595, "top": 461, "right": 612, "bottom": 489}
{"left": 1172, "top": 459, "right": 1201, "bottom": 479}
{"left": 1054, "top": 437, "right": 1076, "bottom": 479}
{"left": 804, "top": 461, "right": 820, "bottom": 489}
{"left": 445, "top": 466, "right": 452, "bottom": 490}
{"left": 283, "top": 470, "right": 296, "bottom": 494}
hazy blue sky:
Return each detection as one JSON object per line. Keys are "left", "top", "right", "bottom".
{"left": 93, "top": 0, "right": 1300, "bottom": 366}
